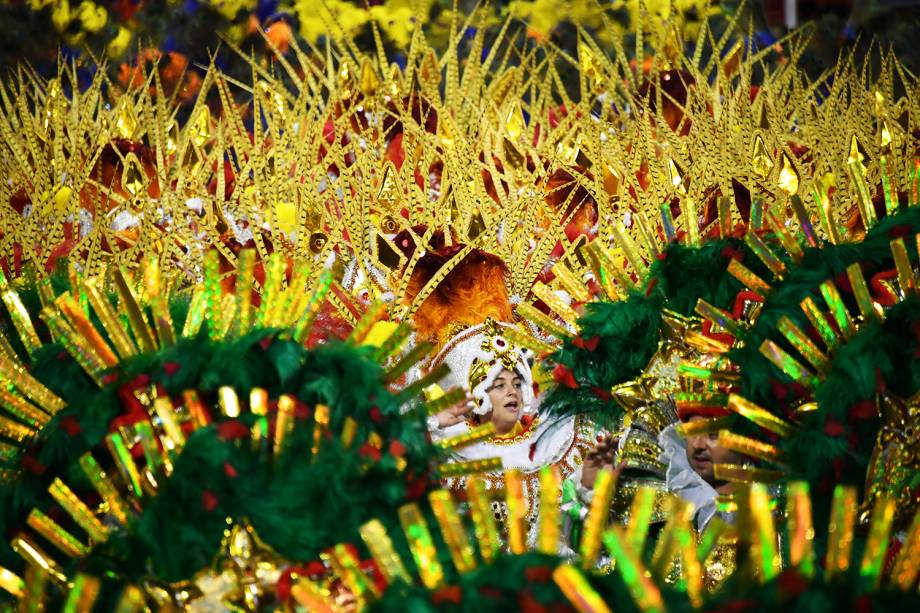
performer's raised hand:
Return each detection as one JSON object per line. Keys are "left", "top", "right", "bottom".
{"left": 581, "top": 434, "right": 623, "bottom": 490}
{"left": 434, "top": 396, "right": 475, "bottom": 428}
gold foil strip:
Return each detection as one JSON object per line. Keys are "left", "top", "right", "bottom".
{"left": 820, "top": 280, "right": 856, "bottom": 339}
{"left": 0, "top": 415, "right": 36, "bottom": 443}
{"left": 694, "top": 299, "right": 745, "bottom": 338}
{"left": 249, "top": 388, "right": 268, "bottom": 416}
{"left": 113, "top": 268, "right": 157, "bottom": 353}
{"left": 134, "top": 420, "right": 171, "bottom": 479}
{"left": 396, "top": 363, "right": 450, "bottom": 403}
{"left": 0, "top": 388, "right": 50, "bottom": 428}
{"left": 727, "top": 259, "right": 772, "bottom": 296}
{"left": 19, "top": 563, "right": 49, "bottom": 611}
{"left": 359, "top": 519, "right": 412, "bottom": 585}
{"left": 323, "top": 543, "right": 381, "bottom": 604}
{"left": 552, "top": 564, "right": 613, "bottom": 613}
{"left": 685, "top": 330, "right": 730, "bottom": 355}
{"left": 625, "top": 485, "right": 658, "bottom": 554}
{"left": 531, "top": 282, "right": 581, "bottom": 332}
{"left": 85, "top": 278, "right": 137, "bottom": 359}
{"left": 290, "top": 579, "right": 336, "bottom": 612}
{"left": 467, "top": 477, "right": 501, "bottom": 562}
{"left": 0, "top": 284, "right": 41, "bottom": 358}
{"left": 676, "top": 416, "right": 732, "bottom": 437}
{"left": 397, "top": 502, "right": 444, "bottom": 589}
{"left": 515, "top": 302, "right": 573, "bottom": 341}
{"left": 650, "top": 497, "right": 694, "bottom": 581}
{"left": 713, "top": 463, "right": 783, "bottom": 483}
{"left": 813, "top": 186, "right": 841, "bottom": 245}
{"left": 39, "top": 306, "right": 106, "bottom": 383}
{"left": 585, "top": 240, "right": 633, "bottom": 293}
{"left": 744, "top": 232, "right": 787, "bottom": 279}
{"left": 580, "top": 468, "right": 617, "bottom": 569}
{"left": 113, "top": 585, "right": 147, "bottom": 613}
{"left": 218, "top": 386, "right": 241, "bottom": 418}
{"left": 233, "top": 249, "right": 256, "bottom": 336}
{"left": 0, "top": 566, "right": 23, "bottom": 598}
{"left": 340, "top": 417, "right": 358, "bottom": 448}
{"left": 10, "top": 534, "right": 67, "bottom": 585}
{"left": 759, "top": 339, "right": 818, "bottom": 389}
{"left": 275, "top": 395, "right": 296, "bottom": 456}
{"left": 678, "top": 363, "right": 739, "bottom": 385}
{"left": 727, "top": 394, "right": 795, "bottom": 438}
{"left": 105, "top": 433, "right": 144, "bottom": 499}
{"left": 537, "top": 466, "right": 561, "bottom": 555}
{"left": 786, "top": 482, "right": 815, "bottom": 577}
{"left": 182, "top": 286, "right": 206, "bottom": 338}
{"left": 847, "top": 153, "right": 877, "bottom": 230}
{"left": 79, "top": 453, "right": 131, "bottom": 525}
{"left": 718, "top": 195, "right": 732, "bottom": 238}
{"left": 746, "top": 483, "right": 782, "bottom": 583}
{"left": 777, "top": 316, "right": 831, "bottom": 374}
{"left": 890, "top": 237, "right": 917, "bottom": 297}
{"left": 291, "top": 268, "right": 334, "bottom": 344}
{"left": 847, "top": 263, "right": 883, "bottom": 321}
{"left": 765, "top": 212, "right": 804, "bottom": 263}
{"left": 660, "top": 202, "right": 678, "bottom": 242}
{"left": 152, "top": 397, "right": 186, "bottom": 454}
{"left": 347, "top": 300, "right": 387, "bottom": 346}
{"left": 438, "top": 457, "right": 502, "bottom": 477}
{"left": 311, "top": 404, "right": 330, "bottom": 459}
{"left": 583, "top": 240, "right": 621, "bottom": 301}
{"left": 552, "top": 261, "right": 591, "bottom": 303}
{"left": 437, "top": 422, "right": 496, "bottom": 450}
{"left": 48, "top": 478, "right": 109, "bottom": 543}
{"left": 501, "top": 324, "right": 556, "bottom": 356}
{"left": 682, "top": 196, "right": 700, "bottom": 247}
{"left": 277, "top": 267, "right": 311, "bottom": 329}
{"left": 255, "top": 253, "right": 286, "bottom": 329}
{"left": 26, "top": 509, "right": 88, "bottom": 558}
{"left": 696, "top": 517, "right": 731, "bottom": 563}
{"left": 372, "top": 323, "right": 412, "bottom": 363}
{"left": 674, "top": 391, "right": 728, "bottom": 411}
{"left": 142, "top": 257, "right": 175, "bottom": 348}
{"left": 202, "top": 250, "right": 224, "bottom": 339}
{"left": 384, "top": 341, "right": 434, "bottom": 383}
{"left": 429, "top": 490, "right": 477, "bottom": 572}
{"left": 183, "top": 390, "right": 211, "bottom": 427}
{"left": 859, "top": 496, "right": 896, "bottom": 586}
{"left": 789, "top": 195, "right": 818, "bottom": 248}
{"left": 504, "top": 470, "right": 528, "bottom": 554}
{"left": 879, "top": 154, "right": 899, "bottom": 215}
{"left": 65, "top": 566, "right": 101, "bottom": 613}
{"left": 634, "top": 211, "right": 661, "bottom": 257}
{"left": 889, "top": 511, "right": 920, "bottom": 589}
{"left": 611, "top": 223, "right": 648, "bottom": 277}
{"left": 825, "top": 485, "right": 857, "bottom": 579}
{"left": 0, "top": 333, "right": 17, "bottom": 364}
{"left": 800, "top": 296, "right": 839, "bottom": 350}
{"left": 602, "top": 527, "right": 665, "bottom": 612}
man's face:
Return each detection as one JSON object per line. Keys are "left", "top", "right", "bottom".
{"left": 684, "top": 415, "right": 742, "bottom": 485}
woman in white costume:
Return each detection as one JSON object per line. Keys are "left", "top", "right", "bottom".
{"left": 428, "top": 318, "right": 595, "bottom": 548}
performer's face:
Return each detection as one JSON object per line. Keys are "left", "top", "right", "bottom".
{"left": 684, "top": 416, "right": 742, "bottom": 485}
{"left": 485, "top": 369, "right": 523, "bottom": 435}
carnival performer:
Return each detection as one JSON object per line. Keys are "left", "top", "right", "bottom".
{"left": 658, "top": 406, "right": 744, "bottom": 531}
{"left": 397, "top": 229, "right": 597, "bottom": 548}
{"left": 427, "top": 318, "right": 596, "bottom": 548}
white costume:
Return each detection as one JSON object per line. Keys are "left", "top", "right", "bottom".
{"left": 426, "top": 321, "right": 594, "bottom": 547}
